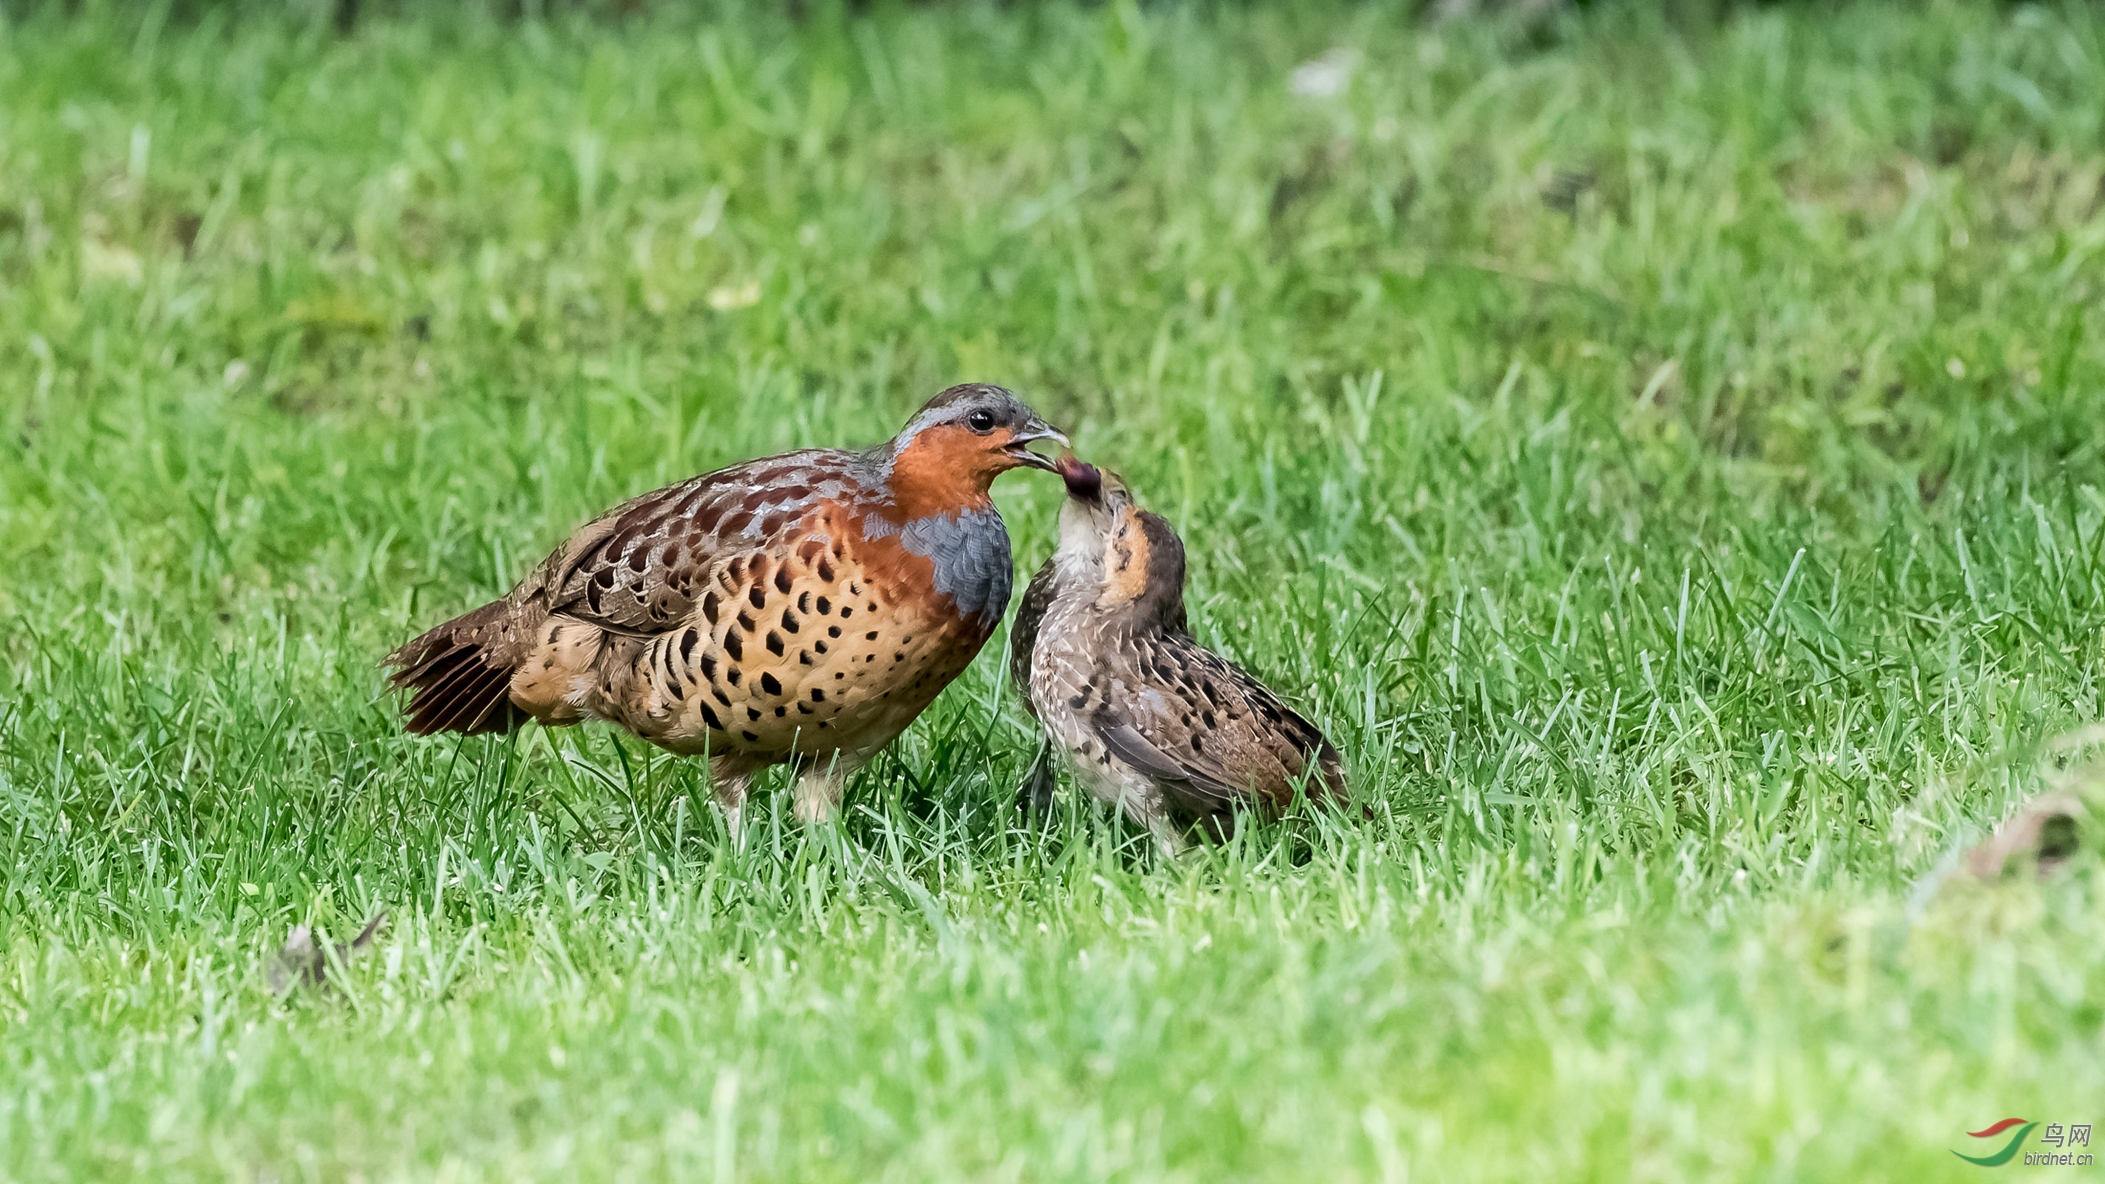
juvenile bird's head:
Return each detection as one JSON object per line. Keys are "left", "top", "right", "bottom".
{"left": 883, "top": 383, "right": 1067, "bottom": 516}
{"left": 1051, "top": 458, "right": 1187, "bottom": 628}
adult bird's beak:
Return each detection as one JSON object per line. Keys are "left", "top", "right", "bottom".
{"left": 1004, "top": 418, "right": 1070, "bottom": 471}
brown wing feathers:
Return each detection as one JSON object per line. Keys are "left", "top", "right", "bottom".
{"left": 550, "top": 482, "right": 718, "bottom": 633}
{"left": 1094, "top": 636, "right": 1345, "bottom": 817}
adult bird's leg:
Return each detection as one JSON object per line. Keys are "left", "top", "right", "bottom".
{"left": 793, "top": 758, "right": 849, "bottom": 825}
{"left": 708, "top": 756, "right": 755, "bottom": 849}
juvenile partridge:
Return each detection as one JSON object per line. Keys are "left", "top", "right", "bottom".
{"left": 387, "top": 384, "right": 1067, "bottom": 829}
{"left": 1009, "top": 460, "right": 1348, "bottom": 849}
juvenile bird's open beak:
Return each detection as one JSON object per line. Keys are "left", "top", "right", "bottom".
{"left": 1004, "top": 418, "right": 1069, "bottom": 471}
{"left": 1057, "top": 456, "right": 1104, "bottom": 501}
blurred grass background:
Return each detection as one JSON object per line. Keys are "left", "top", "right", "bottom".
{"left": 1, "top": 1, "right": 2103, "bottom": 1179}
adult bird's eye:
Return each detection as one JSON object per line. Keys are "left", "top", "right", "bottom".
{"left": 965, "top": 409, "right": 997, "bottom": 434}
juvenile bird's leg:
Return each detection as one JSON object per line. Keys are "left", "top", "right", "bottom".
{"left": 1140, "top": 807, "right": 1188, "bottom": 858}
{"left": 1016, "top": 739, "right": 1059, "bottom": 815}
{"left": 1107, "top": 773, "right": 1186, "bottom": 856}
{"left": 793, "top": 757, "right": 850, "bottom": 825}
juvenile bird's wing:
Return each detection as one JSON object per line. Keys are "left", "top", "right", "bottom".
{"left": 535, "top": 451, "right": 848, "bottom": 635}
{"left": 1093, "top": 635, "right": 1344, "bottom": 816}
{"left": 1007, "top": 557, "right": 1059, "bottom": 718}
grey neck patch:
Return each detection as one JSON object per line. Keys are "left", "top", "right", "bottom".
{"left": 883, "top": 507, "right": 1013, "bottom": 625}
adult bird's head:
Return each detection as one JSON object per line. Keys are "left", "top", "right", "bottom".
{"left": 884, "top": 383, "right": 1067, "bottom": 515}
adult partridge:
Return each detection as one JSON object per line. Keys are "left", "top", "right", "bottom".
{"left": 1009, "top": 460, "right": 1348, "bottom": 849}
{"left": 387, "top": 384, "right": 1066, "bottom": 829}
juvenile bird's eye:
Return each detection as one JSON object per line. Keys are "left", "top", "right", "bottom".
{"left": 965, "top": 409, "right": 997, "bottom": 434}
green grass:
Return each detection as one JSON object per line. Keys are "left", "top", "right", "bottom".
{"left": 4, "top": 1, "right": 2105, "bottom": 1178}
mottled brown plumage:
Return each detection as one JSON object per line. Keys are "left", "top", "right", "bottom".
{"left": 1010, "top": 461, "right": 1349, "bottom": 848}
{"left": 388, "top": 384, "right": 1065, "bottom": 830}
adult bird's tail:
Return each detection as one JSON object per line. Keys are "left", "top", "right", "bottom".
{"left": 384, "top": 599, "right": 531, "bottom": 735}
